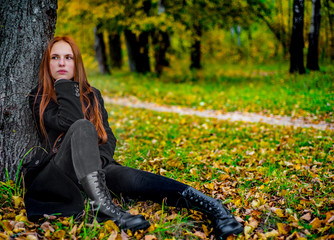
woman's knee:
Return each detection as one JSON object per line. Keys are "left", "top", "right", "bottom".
{"left": 69, "top": 119, "right": 97, "bottom": 136}
{"left": 70, "top": 119, "right": 94, "bottom": 130}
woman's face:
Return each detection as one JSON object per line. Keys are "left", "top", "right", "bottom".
{"left": 49, "top": 41, "right": 75, "bottom": 81}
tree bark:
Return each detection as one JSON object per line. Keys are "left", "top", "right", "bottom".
{"left": 124, "top": 30, "right": 151, "bottom": 73}
{"left": 124, "top": 0, "right": 151, "bottom": 73}
{"left": 324, "top": 0, "right": 334, "bottom": 60}
{"left": 108, "top": 33, "right": 122, "bottom": 69}
{"left": 289, "top": 0, "right": 306, "bottom": 74}
{"left": 190, "top": 24, "right": 202, "bottom": 69}
{"left": 0, "top": 0, "right": 57, "bottom": 181}
{"left": 94, "top": 24, "right": 110, "bottom": 74}
{"left": 307, "top": 0, "right": 321, "bottom": 70}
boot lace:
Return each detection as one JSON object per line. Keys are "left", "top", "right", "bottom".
{"left": 183, "top": 187, "right": 234, "bottom": 220}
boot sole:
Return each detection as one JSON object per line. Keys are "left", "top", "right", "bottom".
{"left": 124, "top": 220, "right": 151, "bottom": 232}
{"left": 217, "top": 225, "right": 244, "bottom": 240}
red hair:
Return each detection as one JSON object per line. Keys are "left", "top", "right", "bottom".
{"left": 36, "top": 36, "right": 107, "bottom": 145}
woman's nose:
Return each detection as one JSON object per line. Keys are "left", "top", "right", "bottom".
{"left": 58, "top": 57, "right": 65, "bottom": 66}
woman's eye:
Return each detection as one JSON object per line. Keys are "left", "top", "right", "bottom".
{"left": 66, "top": 56, "right": 73, "bottom": 60}
{"left": 51, "top": 56, "right": 58, "bottom": 60}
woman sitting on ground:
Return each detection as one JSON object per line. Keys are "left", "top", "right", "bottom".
{"left": 24, "top": 36, "right": 243, "bottom": 240}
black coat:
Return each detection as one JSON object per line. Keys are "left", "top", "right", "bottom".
{"left": 24, "top": 79, "right": 117, "bottom": 221}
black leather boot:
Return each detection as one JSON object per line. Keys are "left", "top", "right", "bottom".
{"left": 81, "top": 171, "right": 150, "bottom": 232}
{"left": 181, "top": 187, "right": 243, "bottom": 240}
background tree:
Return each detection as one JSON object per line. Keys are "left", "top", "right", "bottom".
{"left": 307, "top": 0, "right": 321, "bottom": 71}
{"left": 247, "top": 0, "right": 291, "bottom": 58}
{"left": 324, "top": 0, "right": 333, "bottom": 61}
{"left": 94, "top": 23, "right": 110, "bottom": 74}
{"left": 290, "top": 0, "right": 306, "bottom": 74}
{"left": 0, "top": 0, "right": 57, "bottom": 181}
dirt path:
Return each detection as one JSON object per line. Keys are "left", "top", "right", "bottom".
{"left": 104, "top": 96, "right": 334, "bottom": 131}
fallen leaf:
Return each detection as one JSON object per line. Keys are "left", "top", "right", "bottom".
{"left": 193, "top": 231, "right": 206, "bottom": 239}
{"left": 53, "top": 229, "right": 65, "bottom": 239}
{"left": 310, "top": 218, "right": 322, "bottom": 230}
{"left": 144, "top": 235, "right": 157, "bottom": 240}
{"left": 300, "top": 213, "right": 311, "bottom": 221}
{"left": 265, "top": 229, "right": 279, "bottom": 238}
{"left": 120, "top": 230, "right": 129, "bottom": 240}
{"left": 104, "top": 220, "right": 120, "bottom": 233}
{"left": 277, "top": 222, "right": 291, "bottom": 235}
{"left": 26, "top": 235, "right": 38, "bottom": 240}
{"left": 270, "top": 207, "right": 285, "bottom": 217}
{"left": 40, "top": 221, "right": 55, "bottom": 233}
{"left": 107, "top": 231, "right": 118, "bottom": 240}
{"left": 247, "top": 217, "right": 259, "bottom": 229}
{"left": 12, "top": 196, "right": 23, "bottom": 209}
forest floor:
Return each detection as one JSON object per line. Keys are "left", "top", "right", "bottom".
{"left": 104, "top": 96, "right": 334, "bottom": 131}
{"left": 1, "top": 65, "right": 333, "bottom": 240}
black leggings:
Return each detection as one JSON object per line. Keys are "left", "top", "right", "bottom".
{"left": 53, "top": 119, "right": 187, "bottom": 206}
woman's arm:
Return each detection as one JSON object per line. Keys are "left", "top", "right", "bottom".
{"left": 29, "top": 79, "right": 85, "bottom": 134}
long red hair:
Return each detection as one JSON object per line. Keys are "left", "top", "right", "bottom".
{"left": 36, "top": 36, "right": 107, "bottom": 145}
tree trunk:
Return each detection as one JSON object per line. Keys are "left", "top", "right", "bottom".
{"left": 0, "top": 0, "right": 57, "bottom": 181}
{"left": 94, "top": 24, "right": 110, "bottom": 74}
{"left": 108, "top": 33, "right": 122, "bottom": 69}
{"left": 151, "top": 0, "right": 170, "bottom": 75}
{"left": 307, "top": 0, "right": 321, "bottom": 70}
{"left": 289, "top": 0, "right": 306, "bottom": 74}
{"left": 324, "top": 0, "right": 334, "bottom": 60}
{"left": 124, "top": 0, "right": 151, "bottom": 73}
{"left": 124, "top": 29, "right": 151, "bottom": 73}
{"left": 190, "top": 24, "right": 202, "bottom": 69}
{"left": 152, "top": 31, "right": 170, "bottom": 75}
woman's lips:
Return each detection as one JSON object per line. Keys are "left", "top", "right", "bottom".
{"left": 57, "top": 70, "right": 67, "bottom": 74}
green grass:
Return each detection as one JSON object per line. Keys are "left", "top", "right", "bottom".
{"left": 89, "top": 63, "right": 334, "bottom": 123}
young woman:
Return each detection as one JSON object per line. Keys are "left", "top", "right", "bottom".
{"left": 24, "top": 36, "right": 243, "bottom": 239}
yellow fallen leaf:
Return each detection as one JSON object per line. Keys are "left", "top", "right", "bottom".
{"left": 234, "top": 198, "right": 242, "bottom": 207}
{"left": 310, "top": 217, "right": 322, "bottom": 230}
{"left": 15, "top": 212, "right": 28, "bottom": 222}
{"left": 277, "top": 222, "right": 291, "bottom": 235}
{"left": 202, "top": 224, "right": 211, "bottom": 236}
{"left": 12, "top": 196, "right": 23, "bottom": 209}
{"left": 0, "top": 233, "right": 9, "bottom": 240}
{"left": 271, "top": 207, "right": 285, "bottom": 217}
{"left": 265, "top": 229, "right": 279, "bottom": 238}
{"left": 105, "top": 220, "right": 120, "bottom": 233}
{"left": 53, "top": 229, "right": 65, "bottom": 239}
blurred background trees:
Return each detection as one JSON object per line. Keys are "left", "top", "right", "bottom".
{"left": 55, "top": 0, "right": 333, "bottom": 75}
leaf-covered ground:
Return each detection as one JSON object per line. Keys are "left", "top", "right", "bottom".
{"left": 1, "top": 104, "right": 333, "bottom": 239}
{"left": 1, "top": 67, "right": 334, "bottom": 239}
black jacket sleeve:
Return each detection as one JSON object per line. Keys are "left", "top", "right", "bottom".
{"left": 94, "top": 88, "right": 117, "bottom": 163}
{"left": 29, "top": 79, "right": 85, "bottom": 135}
{"left": 50, "top": 79, "right": 85, "bottom": 132}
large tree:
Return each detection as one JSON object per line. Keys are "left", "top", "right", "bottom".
{"left": 0, "top": 0, "right": 57, "bottom": 181}
{"left": 306, "top": 0, "right": 321, "bottom": 70}
{"left": 289, "top": 0, "right": 306, "bottom": 74}
{"left": 94, "top": 23, "right": 110, "bottom": 74}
